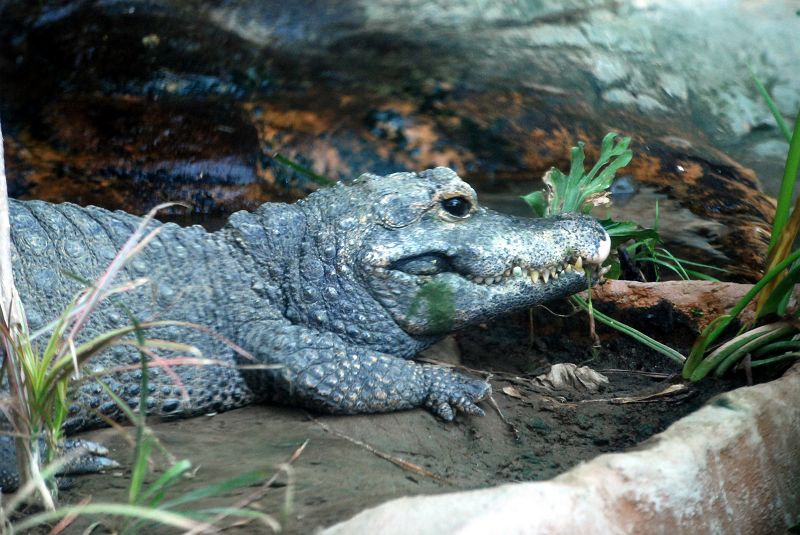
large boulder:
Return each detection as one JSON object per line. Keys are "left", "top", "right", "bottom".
{"left": 1, "top": 0, "right": 795, "bottom": 277}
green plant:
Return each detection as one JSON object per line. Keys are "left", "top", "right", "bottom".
{"left": 683, "top": 79, "right": 800, "bottom": 380}
{"left": 3, "top": 351, "right": 285, "bottom": 534}
{"left": 523, "top": 133, "right": 693, "bottom": 364}
{"left": 603, "top": 204, "right": 725, "bottom": 282}
{"left": 523, "top": 133, "right": 719, "bottom": 283}
{"left": 98, "top": 358, "right": 279, "bottom": 534}
{"left": 522, "top": 132, "right": 632, "bottom": 217}
{"left": 0, "top": 195, "right": 189, "bottom": 508}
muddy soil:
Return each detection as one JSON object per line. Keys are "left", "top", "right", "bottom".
{"left": 47, "top": 312, "right": 739, "bottom": 534}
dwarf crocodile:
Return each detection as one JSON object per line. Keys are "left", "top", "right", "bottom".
{"left": 0, "top": 167, "right": 610, "bottom": 488}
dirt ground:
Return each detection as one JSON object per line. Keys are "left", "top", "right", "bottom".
{"left": 36, "top": 308, "right": 739, "bottom": 534}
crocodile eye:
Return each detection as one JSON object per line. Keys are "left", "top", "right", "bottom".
{"left": 441, "top": 197, "right": 471, "bottom": 218}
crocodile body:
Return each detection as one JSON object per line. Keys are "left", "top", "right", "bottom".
{"left": 0, "top": 167, "right": 609, "bottom": 488}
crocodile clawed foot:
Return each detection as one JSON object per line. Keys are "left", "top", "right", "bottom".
{"left": 424, "top": 368, "right": 491, "bottom": 421}
{"left": 58, "top": 438, "right": 120, "bottom": 476}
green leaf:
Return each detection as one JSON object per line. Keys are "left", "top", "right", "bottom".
{"left": 521, "top": 191, "right": 547, "bottom": 217}
{"left": 749, "top": 68, "right": 792, "bottom": 142}
{"left": 140, "top": 459, "right": 193, "bottom": 507}
{"left": 568, "top": 142, "right": 586, "bottom": 181}
{"left": 97, "top": 380, "right": 139, "bottom": 426}
{"left": 750, "top": 352, "right": 800, "bottom": 368}
{"left": 599, "top": 219, "right": 659, "bottom": 248}
{"left": 712, "top": 323, "right": 797, "bottom": 377}
{"left": 684, "top": 247, "right": 800, "bottom": 379}
{"left": 129, "top": 435, "right": 153, "bottom": 505}
{"left": 767, "top": 108, "right": 800, "bottom": 255}
{"left": 564, "top": 142, "right": 587, "bottom": 210}
{"left": 12, "top": 503, "right": 207, "bottom": 533}
{"left": 592, "top": 150, "right": 633, "bottom": 193}
{"left": 683, "top": 269, "right": 721, "bottom": 282}
{"left": 603, "top": 260, "right": 621, "bottom": 280}
{"left": 752, "top": 339, "right": 800, "bottom": 359}
{"left": 759, "top": 262, "right": 800, "bottom": 317}
{"left": 130, "top": 351, "right": 151, "bottom": 505}
{"left": 273, "top": 154, "right": 336, "bottom": 187}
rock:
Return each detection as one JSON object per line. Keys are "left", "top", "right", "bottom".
{"left": 0, "top": 0, "right": 789, "bottom": 277}
{"left": 589, "top": 280, "right": 756, "bottom": 333}
{"left": 2, "top": 97, "right": 271, "bottom": 215}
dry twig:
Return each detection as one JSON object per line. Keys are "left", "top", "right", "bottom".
{"left": 308, "top": 414, "right": 452, "bottom": 486}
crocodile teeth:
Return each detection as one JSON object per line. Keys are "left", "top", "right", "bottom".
{"left": 460, "top": 257, "right": 598, "bottom": 287}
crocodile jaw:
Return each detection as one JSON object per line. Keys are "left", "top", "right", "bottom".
{"left": 362, "top": 212, "right": 611, "bottom": 335}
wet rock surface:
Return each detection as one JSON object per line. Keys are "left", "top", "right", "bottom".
{"left": 3, "top": 96, "right": 270, "bottom": 214}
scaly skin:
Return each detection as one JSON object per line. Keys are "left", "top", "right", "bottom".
{"left": 0, "top": 167, "right": 610, "bottom": 489}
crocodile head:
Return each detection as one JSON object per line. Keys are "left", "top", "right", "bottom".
{"left": 344, "top": 167, "right": 611, "bottom": 335}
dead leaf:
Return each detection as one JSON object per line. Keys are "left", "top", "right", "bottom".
{"left": 502, "top": 385, "right": 524, "bottom": 399}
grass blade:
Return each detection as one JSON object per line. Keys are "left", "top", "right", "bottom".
{"left": 685, "top": 246, "right": 800, "bottom": 378}
{"left": 750, "top": 68, "right": 792, "bottom": 142}
{"left": 11, "top": 503, "right": 209, "bottom": 533}
{"left": 765, "top": 109, "right": 800, "bottom": 257}
{"left": 711, "top": 323, "right": 797, "bottom": 377}
{"left": 159, "top": 470, "right": 267, "bottom": 510}
{"left": 570, "top": 295, "right": 686, "bottom": 364}
{"left": 750, "top": 352, "right": 800, "bottom": 368}
{"left": 273, "top": 154, "right": 336, "bottom": 187}
{"left": 140, "top": 459, "right": 193, "bottom": 507}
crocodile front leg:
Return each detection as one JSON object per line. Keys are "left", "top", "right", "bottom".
{"left": 239, "top": 322, "right": 490, "bottom": 421}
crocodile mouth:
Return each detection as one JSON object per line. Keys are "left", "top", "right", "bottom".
{"left": 462, "top": 256, "right": 608, "bottom": 286}
{"left": 383, "top": 253, "right": 608, "bottom": 287}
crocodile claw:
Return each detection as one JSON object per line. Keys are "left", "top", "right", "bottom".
{"left": 423, "top": 367, "right": 491, "bottom": 421}
{"left": 0, "top": 436, "right": 118, "bottom": 491}
{"left": 55, "top": 439, "right": 119, "bottom": 489}
{"left": 59, "top": 438, "right": 120, "bottom": 475}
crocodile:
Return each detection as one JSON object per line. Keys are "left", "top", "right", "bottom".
{"left": 0, "top": 167, "right": 610, "bottom": 489}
